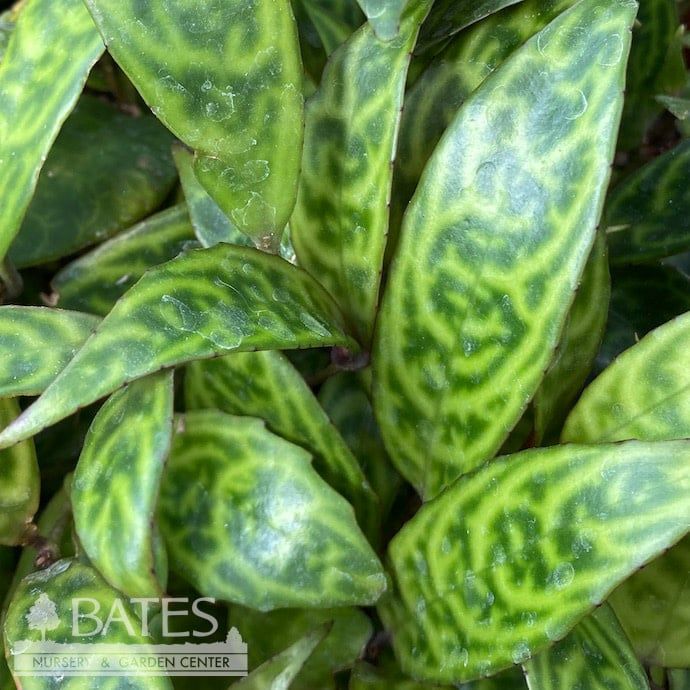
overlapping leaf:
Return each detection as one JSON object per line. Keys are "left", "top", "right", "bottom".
{"left": 9, "top": 95, "right": 177, "bottom": 267}
{"left": 84, "top": 0, "right": 304, "bottom": 252}
{"left": 292, "top": 0, "right": 431, "bottom": 343}
{"left": 73, "top": 371, "right": 173, "bottom": 599}
{"left": 0, "top": 399, "right": 38, "bottom": 546}
{"left": 52, "top": 205, "right": 198, "bottom": 316}
{"left": 301, "top": 0, "right": 364, "bottom": 54}
{"left": 382, "top": 440, "right": 690, "bottom": 682}
{"left": 356, "top": 0, "right": 409, "bottom": 40}
{"left": 0, "top": 0, "right": 103, "bottom": 262}
{"left": 185, "top": 351, "right": 378, "bottom": 536}
{"left": 159, "top": 410, "right": 386, "bottom": 610}
{"left": 0, "top": 245, "right": 356, "bottom": 449}
{"left": 523, "top": 605, "right": 648, "bottom": 690}
{"left": 373, "top": 0, "right": 636, "bottom": 499}
{"left": 0, "top": 306, "right": 99, "bottom": 397}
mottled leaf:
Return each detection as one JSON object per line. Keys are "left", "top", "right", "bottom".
{"left": 522, "top": 605, "right": 648, "bottom": 690}
{"left": 84, "top": 0, "right": 304, "bottom": 252}
{"left": 301, "top": 0, "right": 364, "bottom": 54}
{"left": 0, "top": 399, "right": 38, "bottom": 545}
{"left": 159, "top": 410, "right": 386, "bottom": 610}
{"left": 185, "top": 351, "right": 378, "bottom": 537}
{"left": 8, "top": 95, "right": 177, "bottom": 267}
{"left": 356, "top": 0, "right": 409, "bottom": 40}
{"left": 172, "top": 144, "right": 251, "bottom": 249}
{"left": 606, "top": 140, "right": 690, "bottom": 263}
{"left": 382, "top": 440, "right": 690, "bottom": 683}
{"left": 0, "top": 0, "right": 103, "bottom": 261}
{"left": 292, "top": 0, "right": 431, "bottom": 343}
{"left": 73, "top": 371, "right": 173, "bottom": 599}
{"left": 3, "top": 559, "right": 173, "bottom": 689}
{"left": 229, "top": 606, "right": 372, "bottom": 690}
{"left": 0, "top": 245, "right": 356, "bottom": 449}
{"left": 52, "top": 205, "right": 198, "bottom": 316}
{"left": 533, "top": 232, "right": 610, "bottom": 443}
{"left": 374, "top": 0, "right": 636, "bottom": 499}
{"left": 0, "top": 3, "right": 19, "bottom": 63}
{"left": 0, "top": 307, "right": 99, "bottom": 398}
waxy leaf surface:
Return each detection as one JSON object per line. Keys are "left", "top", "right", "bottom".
{"left": 355, "top": 0, "right": 409, "bottom": 40}
{"left": 159, "top": 411, "right": 386, "bottom": 610}
{"left": 523, "top": 605, "right": 648, "bottom": 690}
{"left": 0, "top": 307, "right": 99, "bottom": 398}
{"left": 0, "top": 245, "right": 356, "bottom": 449}
{"left": 382, "top": 440, "right": 690, "bottom": 682}
{"left": 0, "top": 399, "right": 38, "bottom": 546}
{"left": 52, "top": 205, "right": 198, "bottom": 316}
{"left": 292, "top": 0, "right": 431, "bottom": 343}
{"left": 0, "top": 0, "right": 103, "bottom": 261}
{"left": 84, "top": 0, "right": 304, "bottom": 252}
{"left": 9, "top": 95, "right": 177, "bottom": 267}
{"left": 185, "top": 351, "right": 378, "bottom": 536}
{"left": 73, "top": 371, "right": 174, "bottom": 599}
{"left": 374, "top": 0, "right": 636, "bottom": 499}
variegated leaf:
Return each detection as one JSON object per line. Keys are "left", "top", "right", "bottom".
{"left": 292, "top": 0, "right": 431, "bottom": 343}
{"left": 84, "top": 0, "right": 304, "bottom": 252}
{"left": 73, "top": 371, "right": 174, "bottom": 599}
{"left": 301, "top": 0, "right": 363, "bottom": 54}
{"left": 0, "top": 0, "right": 103, "bottom": 261}
{"left": 382, "top": 440, "right": 690, "bottom": 682}
{"left": 374, "top": 0, "right": 636, "bottom": 499}
{"left": 159, "top": 410, "right": 386, "bottom": 610}
{"left": 184, "top": 351, "right": 378, "bottom": 537}
{"left": 0, "top": 245, "right": 356, "bottom": 449}
{"left": 356, "top": 0, "right": 409, "bottom": 40}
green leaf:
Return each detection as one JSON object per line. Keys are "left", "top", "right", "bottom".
{"left": 51, "top": 204, "right": 198, "bottom": 316}
{"left": 3, "top": 559, "right": 173, "bottom": 690}
{"left": 670, "top": 670, "right": 690, "bottom": 690}
{"left": 658, "top": 94, "right": 690, "bottom": 121}
{"left": 0, "top": 0, "right": 104, "bottom": 261}
{"left": 172, "top": 144, "right": 251, "bottom": 250}
{"left": 159, "top": 410, "right": 386, "bottom": 610}
{"left": 606, "top": 140, "right": 690, "bottom": 263}
{"left": 84, "top": 0, "right": 304, "bottom": 252}
{"left": 0, "top": 306, "right": 99, "bottom": 398}
{"left": 350, "top": 662, "right": 453, "bottom": 689}
{"left": 0, "top": 245, "right": 356, "bottom": 449}
{"left": 300, "top": 0, "right": 364, "bottom": 54}
{"left": 373, "top": 0, "right": 636, "bottom": 500}
{"left": 292, "top": 0, "right": 431, "bottom": 343}
{"left": 522, "top": 605, "right": 648, "bottom": 690}
{"left": 562, "top": 311, "right": 690, "bottom": 444}
{"left": 381, "top": 440, "right": 690, "bottom": 683}
{"left": 533, "top": 232, "right": 610, "bottom": 443}
{"left": 0, "top": 399, "right": 38, "bottom": 546}
{"left": 229, "top": 606, "right": 372, "bottom": 690}
{"left": 8, "top": 95, "right": 177, "bottom": 267}
{"left": 231, "top": 624, "right": 329, "bottom": 690}
{"left": 356, "top": 0, "right": 409, "bottom": 40}
{"left": 73, "top": 371, "right": 173, "bottom": 599}
{"left": 184, "top": 351, "right": 378, "bottom": 538}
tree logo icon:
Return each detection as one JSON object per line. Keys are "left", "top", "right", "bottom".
{"left": 26, "top": 594, "right": 59, "bottom": 642}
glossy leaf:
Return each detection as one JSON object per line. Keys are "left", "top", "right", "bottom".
{"left": 229, "top": 605, "right": 372, "bottom": 690}
{"left": 658, "top": 94, "right": 690, "bottom": 121}
{"left": 563, "top": 312, "right": 690, "bottom": 443}
{"left": 172, "top": 144, "right": 251, "bottom": 249}
{"left": 73, "top": 371, "right": 173, "bottom": 599}
{"left": 606, "top": 140, "right": 690, "bottom": 263}
{"left": 0, "top": 7, "right": 17, "bottom": 63}
{"left": 8, "top": 95, "right": 177, "bottom": 267}
{"left": 159, "top": 410, "right": 387, "bottom": 610}
{"left": 533, "top": 232, "right": 610, "bottom": 443}
{"left": 0, "top": 399, "right": 38, "bottom": 546}
{"left": 382, "top": 440, "right": 690, "bottom": 683}
{"left": 0, "top": 0, "right": 103, "bottom": 261}
{"left": 0, "top": 245, "right": 356, "bottom": 449}
{"left": 3, "top": 559, "right": 173, "bottom": 690}
{"left": 522, "top": 605, "right": 648, "bottom": 690}
{"left": 301, "top": 0, "right": 364, "bottom": 54}
{"left": 84, "top": 0, "right": 304, "bottom": 252}
{"left": 292, "top": 0, "right": 431, "bottom": 343}
{"left": 52, "top": 204, "right": 198, "bottom": 316}
{"left": 356, "top": 0, "right": 409, "bottom": 40}
{"left": 374, "top": 0, "right": 636, "bottom": 499}
{"left": 0, "top": 306, "right": 99, "bottom": 398}
{"left": 232, "top": 624, "right": 328, "bottom": 690}
{"left": 184, "top": 351, "right": 378, "bottom": 537}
